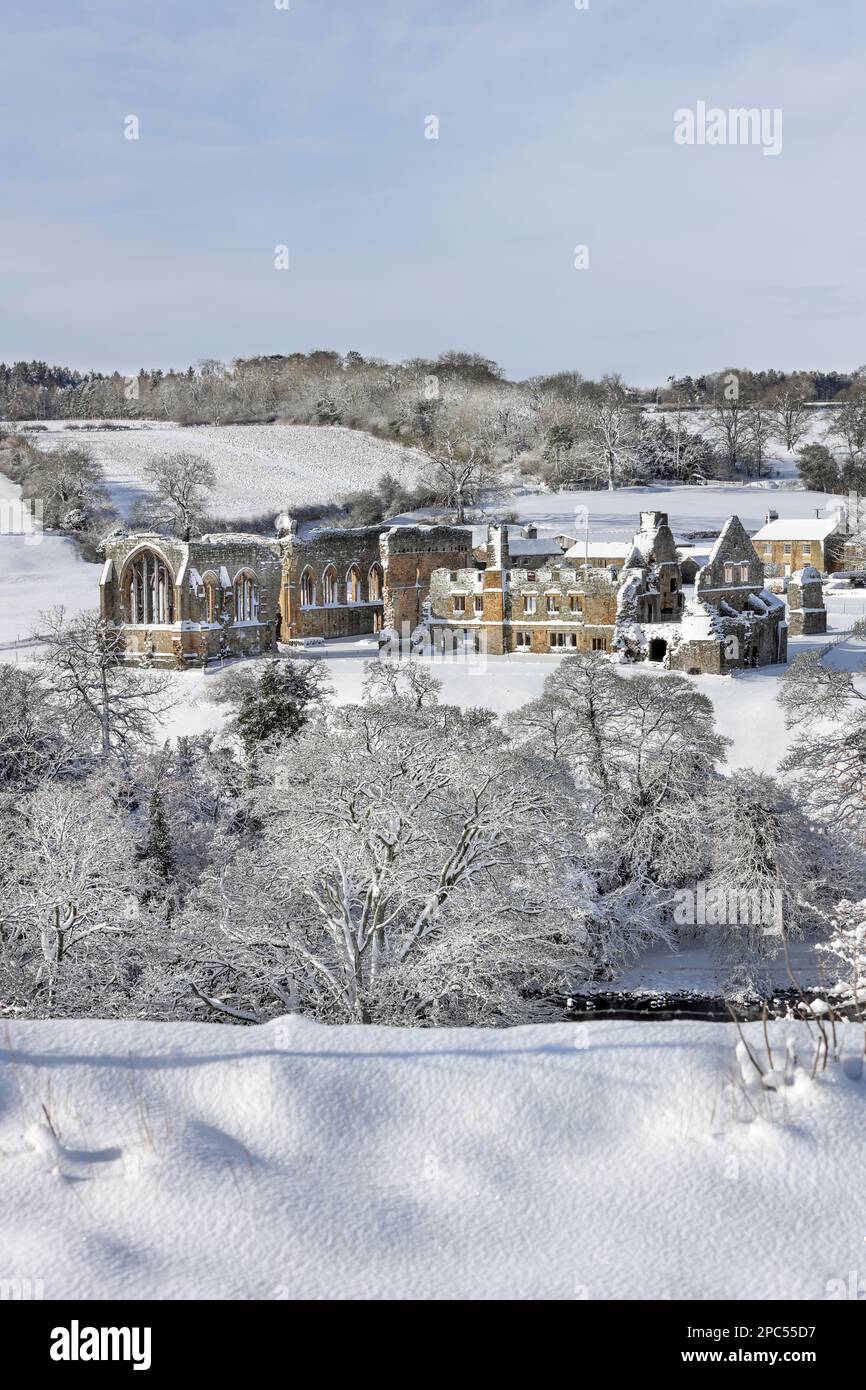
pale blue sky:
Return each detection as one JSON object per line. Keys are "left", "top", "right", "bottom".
{"left": 1, "top": 0, "right": 864, "bottom": 382}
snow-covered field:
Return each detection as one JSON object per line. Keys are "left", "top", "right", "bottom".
{"left": 24, "top": 420, "right": 429, "bottom": 519}
{"left": 513, "top": 479, "right": 843, "bottom": 548}
{"left": 1, "top": 1012, "right": 862, "bottom": 1300}
{"left": 15, "top": 415, "right": 846, "bottom": 539}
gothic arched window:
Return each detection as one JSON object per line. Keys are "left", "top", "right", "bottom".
{"left": 346, "top": 564, "right": 362, "bottom": 604}
{"left": 368, "top": 563, "right": 383, "bottom": 602}
{"left": 124, "top": 548, "right": 175, "bottom": 625}
{"left": 233, "top": 569, "right": 259, "bottom": 623}
{"left": 202, "top": 571, "right": 220, "bottom": 625}
{"left": 322, "top": 565, "right": 338, "bottom": 605}
{"left": 300, "top": 567, "right": 316, "bottom": 607}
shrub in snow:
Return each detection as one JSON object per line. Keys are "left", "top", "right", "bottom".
{"left": 818, "top": 900, "right": 866, "bottom": 1015}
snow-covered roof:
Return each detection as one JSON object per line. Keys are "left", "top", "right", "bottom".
{"left": 564, "top": 540, "right": 628, "bottom": 560}
{"left": 508, "top": 536, "right": 563, "bottom": 555}
{"left": 758, "top": 588, "right": 785, "bottom": 610}
{"left": 751, "top": 518, "right": 840, "bottom": 541}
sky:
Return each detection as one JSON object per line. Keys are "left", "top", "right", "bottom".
{"left": 1, "top": 0, "right": 864, "bottom": 384}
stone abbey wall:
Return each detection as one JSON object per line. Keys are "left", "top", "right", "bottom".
{"left": 101, "top": 533, "right": 282, "bottom": 667}
{"left": 101, "top": 521, "right": 472, "bottom": 666}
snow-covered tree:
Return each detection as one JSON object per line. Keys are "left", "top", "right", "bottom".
{"left": 207, "top": 658, "right": 329, "bottom": 755}
{"left": 37, "top": 608, "right": 177, "bottom": 759}
{"left": 179, "top": 702, "right": 596, "bottom": 1025}
{"left": 571, "top": 377, "right": 644, "bottom": 490}
{"left": 742, "top": 403, "right": 774, "bottom": 479}
{"left": 422, "top": 433, "right": 489, "bottom": 524}
{"left": 818, "top": 899, "right": 866, "bottom": 1014}
{"left": 699, "top": 770, "right": 839, "bottom": 986}
{"left": 509, "top": 654, "right": 727, "bottom": 886}
{"left": 826, "top": 383, "right": 866, "bottom": 480}
{"left": 0, "top": 780, "right": 147, "bottom": 1014}
{"left": 770, "top": 379, "right": 813, "bottom": 454}
{"left": 139, "top": 450, "right": 217, "bottom": 539}
{"left": 780, "top": 651, "right": 866, "bottom": 840}
{"left": 362, "top": 657, "right": 443, "bottom": 710}
{"left": 0, "top": 665, "right": 67, "bottom": 786}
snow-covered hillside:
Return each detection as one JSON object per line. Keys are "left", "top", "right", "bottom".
{"left": 27, "top": 421, "right": 430, "bottom": 519}
{"left": 647, "top": 406, "right": 834, "bottom": 482}
{"left": 19, "top": 415, "right": 846, "bottom": 534}
{"left": 1, "top": 1013, "right": 862, "bottom": 1299}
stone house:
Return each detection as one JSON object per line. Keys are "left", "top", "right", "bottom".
{"left": 427, "top": 511, "right": 788, "bottom": 674}
{"left": 429, "top": 524, "right": 618, "bottom": 656}
{"left": 99, "top": 533, "right": 284, "bottom": 668}
{"left": 750, "top": 513, "right": 846, "bottom": 575}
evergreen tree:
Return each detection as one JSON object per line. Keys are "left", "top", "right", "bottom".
{"left": 797, "top": 442, "right": 840, "bottom": 493}
{"left": 236, "top": 661, "right": 319, "bottom": 754}
{"left": 144, "top": 788, "right": 175, "bottom": 883}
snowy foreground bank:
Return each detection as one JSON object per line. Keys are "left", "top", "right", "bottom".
{"left": 1, "top": 1015, "right": 863, "bottom": 1300}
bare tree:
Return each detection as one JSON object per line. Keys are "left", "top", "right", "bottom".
{"left": 143, "top": 450, "right": 217, "bottom": 539}
{"left": 706, "top": 385, "right": 746, "bottom": 473}
{"left": 362, "top": 657, "right": 443, "bottom": 710}
{"left": 571, "top": 377, "right": 643, "bottom": 490}
{"left": 37, "top": 608, "right": 178, "bottom": 759}
{"left": 423, "top": 434, "right": 489, "bottom": 524}
{"left": 743, "top": 402, "right": 775, "bottom": 479}
{"left": 770, "top": 380, "right": 813, "bottom": 453}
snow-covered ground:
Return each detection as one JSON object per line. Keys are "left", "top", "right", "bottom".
{"left": 14, "top": 414, "right": 846, "bottom": 538}
{"left": 511, "top": 480, "right": 843, "bottom": 548}
{"left": 20, "top": 420, "right": 429, "bottom": 519}
{"left": 0, "top": 472, "right": 100, "bottom": 651}
{"left": 1, "top": 1012, "right": 862, "bottom": 1299}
